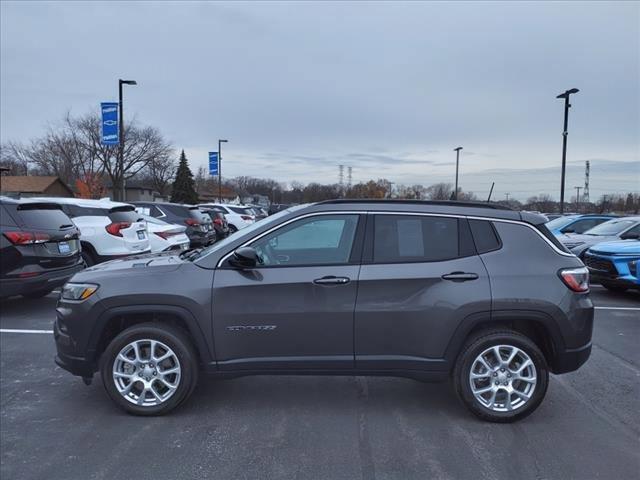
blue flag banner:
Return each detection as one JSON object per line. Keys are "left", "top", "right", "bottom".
{"left": 209, "top": 152, "right": 219, "bottom": 176}
{"left": 100, "top": 102, "right": 119, "bottom": 145}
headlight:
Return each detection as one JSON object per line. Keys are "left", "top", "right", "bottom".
{"left": 629, "top": 260, "right": 638, "bottom": 277}
{"left": 61, "top": 283, "right": 99, "bottom": 301}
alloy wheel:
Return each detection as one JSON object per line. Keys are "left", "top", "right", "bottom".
{"left": 112, "top": 339, "right": 181, "bottom": 407}
{"left": 469, "top": 344, "right": 537, "bottom": 412}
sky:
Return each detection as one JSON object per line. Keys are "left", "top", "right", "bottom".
{"left": 1, "top": 1, "right": 638, "bottom": 201}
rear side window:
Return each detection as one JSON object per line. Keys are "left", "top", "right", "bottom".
{"left": 373, "top": 215, "right": 459, "bottom": 263}
{"left": 6, "top": 204, "right": 74, "bottom": 230}
{"left": 469, "top": 220, "right": 501, "bottom": 253}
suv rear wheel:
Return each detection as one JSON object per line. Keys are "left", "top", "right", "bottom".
{"left": 100, "top": 323, "right": 198, "bottom": 415}
{"left": 453, "top": 330, "right": 549, "bottom": 423}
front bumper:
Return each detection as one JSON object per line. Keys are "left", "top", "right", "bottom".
{"left": 54, "top": 318, "right": 96, "bottom": 377}
{"left": 0, "top": 261, "right": 85, "bottom": 298}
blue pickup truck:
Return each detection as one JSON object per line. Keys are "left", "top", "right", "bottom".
{"left": 583, "top": 240, "right": 640, "bottom": 292}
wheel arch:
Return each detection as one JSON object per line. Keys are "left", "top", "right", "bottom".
{"left": 445, "top": 310, "right": 564, "bottom": 372}
{"left": 89, "top": 305, "right": 215, "bottom": 369}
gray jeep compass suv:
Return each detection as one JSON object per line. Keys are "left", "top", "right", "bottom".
{"left": 54, "top": 200, "right": 593, "bottom": 422}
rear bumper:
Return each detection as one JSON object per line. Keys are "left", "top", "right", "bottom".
{"left": 589, "top": 270, "right": 639, "bottom": 290}
{"left": 552, "top": 341, "right": 592, "bottom": 374}
{"left": 0, "top": 261, "right": 85, "bottom": 298}
{"left": 188, "top": 232, "right": 217, "bottom": 247}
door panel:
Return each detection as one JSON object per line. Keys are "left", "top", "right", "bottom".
{"left": 212, "top": 265, "right": 359, "bottom": 370}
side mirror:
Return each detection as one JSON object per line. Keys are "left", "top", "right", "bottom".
{"left": 620, "top": 231, "right": 640, "bottom": 240}
{"left": 561, "top": 227, "right": 575, "bottom": 234}
{"left": 229, "top": 246, "right": 259, "bottom": 269}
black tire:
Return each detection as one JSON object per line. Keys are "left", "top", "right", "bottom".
{"left": 229, "top": 224, "right": 238, "bottom": 234}
{"left": 21, "top": 288, "right": 54, "bottom": 299}
{"left": 100, "top": 322, "right": 199, "bottom": 416}
{"left": 602, "top": 283, "right": 628, "bottom": 293}
{"left": 453, "top": 329, "right": 549, "bottom": 423}
{"left": 81, "top": 250, "right": 95, "bottom": 267}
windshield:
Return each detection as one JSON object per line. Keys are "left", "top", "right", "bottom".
{"left": 546, "top": 216, "right": 578, "bottom": 230}
{"left": 584, "top": 219, "right": 637, "bottom": 236}
{"left": 192, "top": 204, "right": 309, "bottom": 261}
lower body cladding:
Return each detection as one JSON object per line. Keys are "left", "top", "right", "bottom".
{"left": 1, "top": 260, "right": 85, "bottom": 298}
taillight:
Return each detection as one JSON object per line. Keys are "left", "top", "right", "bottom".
{"left": 185, "top": 218, "right": 200, "bottom": 227}
{"left": 213, "top": 218, "right": 223, "bottom": 226}
{"left": 4, "top": 231, "right": 50, "bottom": 245}
{"left": 105, "top": 222, "right": 131, "bottom": 237}
{"left": 241, "top": 215, "right": 253, "bottom": 221}
{"left": 559, "top": 267, "right": 590, "bottom": 292}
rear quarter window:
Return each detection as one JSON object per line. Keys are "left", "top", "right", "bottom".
{"left": 469, "top": 220, "right": 502, "bottom": 253}
{"left": 108, "top": 209, "right": 143, "bottom": 223}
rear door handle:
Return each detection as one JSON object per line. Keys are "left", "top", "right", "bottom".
{"left": 441, "top": 271, "right": 479, "bottom": 282}
{"left": 313, "top": 276, "right": 351, "bottom": 285}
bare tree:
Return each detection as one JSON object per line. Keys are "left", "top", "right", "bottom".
{"left": 425, "top": 182, "right": 453, "bottom": 200}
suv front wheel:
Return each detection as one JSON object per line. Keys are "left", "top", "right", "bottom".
{"left": 100, "top": 323, "right": 198, "bottom": 415}
{"left": 453, "top": 330, "right": 549, "bottom": 423}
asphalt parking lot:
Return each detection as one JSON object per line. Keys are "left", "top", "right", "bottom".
{"left": 1, "top": 287, "right": 639, "bottom": 480}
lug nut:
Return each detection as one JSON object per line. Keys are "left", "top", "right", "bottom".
{"left": 153, "top": 372, "right": 157, "bottom": 376}
{"left": 500, "top": 368, "right": 505, "bottom": 372}
{"left": 493, "top": 372, "right": 498, "bottom": 377}
{"left": 495, "top": 381, "right": 499, "bottom": 385}
{"left": 507, "top": 373, "right": 512, "bottom": 378}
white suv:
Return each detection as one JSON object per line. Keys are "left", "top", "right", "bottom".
{"left": 198, "top": 203, "right": 255, "bottom": 233}
{"left": 29, "top": 197, "right": 150, "bottom": 266}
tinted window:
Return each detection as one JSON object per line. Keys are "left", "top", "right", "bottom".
{"left": 164, "top": 205, "right": 192, "bottom": 218}
{"left": 8, "top": 204, "right": 74, "bottom": 230}
{"left": 469, "top": 220, "right": 501, "bottom": 253}
{"left": 109, "top": 209, "right": 143, "bottom": 223}
{"left": 229, "top": 206, "right": 252, "bottom": 215}
{"left": 251, "top": 214, "right": 359, "bottom": 266}
{"left": 64, "top": 205, "right": 109, "bottom": 218}
{"left": 569, "top": 218, "right": 602, "bottom": 234}
{"left": 546, "top": 215, "right": 578, "bottom": 230}
{"left": 624, "top": 224, "right": 640, "bottom": 235}
{"left": 373, "top": 215, "right": 458, "bottom": 263}
{"left": 0, "top": 205, "right": 18, "bottom": 226}
{"left": 585, "top": 219, "right": 636, "bottom": 236}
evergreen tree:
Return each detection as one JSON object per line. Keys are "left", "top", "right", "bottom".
{"left": 170, "top": 150, "right": 199, "bottom": 204}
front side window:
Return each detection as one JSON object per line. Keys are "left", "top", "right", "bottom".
{"left": 569, "top": 218, "right": 602, "bottom": 234}
{"left": 251, "top": 214, "right": 359, "bottom": 266}
{"left": 585, "top": 219, "right": 635, "bottom": 236}
{"left": 373, "top": 215, "right": 459, "bottom": 263}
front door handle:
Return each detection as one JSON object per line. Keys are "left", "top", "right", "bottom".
{"left": 441, "top": 271, "right": 479, "bottom": 282}
{"left": 313, "top": 276, "right": 351, "bottom": 285}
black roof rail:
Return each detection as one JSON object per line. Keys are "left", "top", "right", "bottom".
{"left": 317, "top": 199, "right": 513, "bottom": 211}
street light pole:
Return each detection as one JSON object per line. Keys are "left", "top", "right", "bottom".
{"left": 218, "top": 139, "right": 228, "bottom": 202}
{"left": 118, "top": 79, "right": 137, "bottom": 201}
{"left": 453, "top": 147, "right": 463, "bottom": 200}
{"left": 556, "top": 88, "right": 579, "bottom": 214}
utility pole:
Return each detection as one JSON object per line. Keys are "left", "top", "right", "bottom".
{"left": 218, "top": 139, "right": 228, "bottom": 202}
{"left": 505, "top": 193, "right": 510, "bottom": 203}
{"left": 118, "top": 79, "right": 137, "bottom": 201}
{"left": 583, "top": 160, "right": 590, "bottom": 203}
{"left": 556, "top": 88, "right": 579, "bottom": 214}
{"left": 453, "top": 147, "right": 463, "bottom": 200}
{"left": 574, "top": 186, "right": 582, "bottom": 206}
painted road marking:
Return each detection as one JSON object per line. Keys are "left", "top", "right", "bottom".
{"left": 0, "top": 329, "right": 53, "bottom": 334}
{"left": 595, "top": 307, "right": 640, "bottom": 312}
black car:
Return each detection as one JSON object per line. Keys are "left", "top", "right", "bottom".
{"left": 199, "top": 207, "right": 230, "bottom": 239}
{"left": 1, "top": 197, "right": 84, "bottom": 299}
{"left": 133, "top": 202, "right": 216, "bottom": 248}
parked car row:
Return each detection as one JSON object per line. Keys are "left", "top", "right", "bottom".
{"left": 548, "top": 213, "right": 640, "bottom": 292}
{"left": 1, "top": 196, "right": 258, "bottom": 299}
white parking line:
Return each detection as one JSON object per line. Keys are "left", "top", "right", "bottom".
{"left": 595, "top": 306, "right": 640, "bottom": 312}
{"left": 0, "top": 329, "right": 53, "bottom": 334}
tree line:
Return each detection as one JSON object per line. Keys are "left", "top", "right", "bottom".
{"left": 1, "top": 109, "right": 638, "bottom": 214}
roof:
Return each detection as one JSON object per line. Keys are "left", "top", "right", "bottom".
{"left": 0, "top": 176, "right": 74, "bottom": 195}
{"left": 307, "top": 199, "right": 548, "bottom": 224}
{"left": 23, "top": 196, "right": 134, "bottom": 209}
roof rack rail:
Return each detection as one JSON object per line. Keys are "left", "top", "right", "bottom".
{"left": 317, "top": 199, "right": 513, "bottom": 211}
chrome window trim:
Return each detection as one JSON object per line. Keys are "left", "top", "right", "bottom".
{"left": 216, "top": 210, "right": 574, "bottom": 267}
